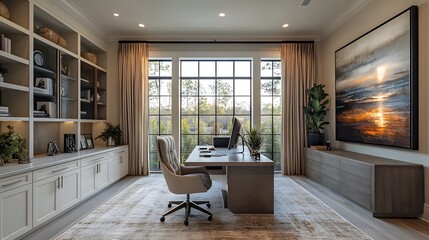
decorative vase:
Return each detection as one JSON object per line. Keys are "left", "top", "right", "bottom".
{"left": 107, "top": 137, "right": 115, "bottom": 146}
{"left": 308, "top": 132, "right": 325, "bottom": 146}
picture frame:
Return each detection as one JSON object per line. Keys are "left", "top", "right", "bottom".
{"left": 34, "top": 77, "right": 54, "bottom": 95}
{"left": 36, "top": 101, "right": 56, "bottom": 118}
{"left": 335, "top": 6, "right": 418, "bottom": 149}
{"left": 80, "top": 135, "right": 88, "bottom": 150}
{"left": 85, "top": 135, "right": 94, "bottom": 149}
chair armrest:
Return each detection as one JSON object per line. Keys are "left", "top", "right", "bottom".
{"left": 162, "top": 163, "right": 207, "bottom": 194}
{"left": 180, "top": 165, "right": 208, "bottom": 175}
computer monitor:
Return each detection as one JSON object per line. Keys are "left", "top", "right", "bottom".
{"left": 228, "top": 117, "right": 244, "bottom": 153}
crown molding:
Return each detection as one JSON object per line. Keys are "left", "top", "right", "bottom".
{"left": 321, "top": 0, "right": 373, "bottom": 40}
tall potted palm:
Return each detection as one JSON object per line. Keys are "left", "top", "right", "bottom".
{"left": 303, "top": 84, "right": 330, "bottom": 146}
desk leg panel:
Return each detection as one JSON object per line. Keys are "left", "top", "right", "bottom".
{"left": 227, "top": 166, "right": 274, "bottom": 214}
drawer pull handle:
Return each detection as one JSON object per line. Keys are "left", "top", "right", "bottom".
{"left": 57, "top": 177, "right": 61, "bottom": 189}
{"left": 2, "top": 179, "right": 24, "bottom": 188}
{"left": 61, "top": 176, "right": 64, "bottom": 188}
{"left": 52, "top": 167, "right": 69, "bottom": 173}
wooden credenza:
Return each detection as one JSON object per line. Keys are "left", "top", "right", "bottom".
{"left": 305, "top": 148, "right": 424, "bottom": 217}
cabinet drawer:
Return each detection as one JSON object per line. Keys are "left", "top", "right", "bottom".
{"left": 341, "top": 159, "right": 371, "bottom": 179}
{"left": 33, "top": 161, "right": 80, "bottom": 182}
{"left": 341, "top": 171, "right": 371, "bottom": 196}
{"left": 321, "top": 155, "right": 340, "bottom": 169}
{"left": 80, "top": 154, "right": 107, "bottom": 167}
{"left": 341, "top": 184, "right": 371, "bottom": 209}
{"left": 108, "top": 148, "right": 127, "bottom": 157}
{"left": 0, "top": 172, "right": 32, "bottom": 193}
{"left": 321, "top": 164, "right": 340, "bottom": 181}
{"left": 321, "top": 174, "right": 340, "bottom": 192}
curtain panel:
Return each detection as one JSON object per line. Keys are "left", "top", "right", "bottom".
{"left": 118, "top": 43, "right": 149, "bottom": 176}
{"left": 281, "top": 43, "right": 315, "bottom": 175}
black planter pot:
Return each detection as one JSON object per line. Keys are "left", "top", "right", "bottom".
{"left": 308, "top": 133, "right": 325, "bottom": 146}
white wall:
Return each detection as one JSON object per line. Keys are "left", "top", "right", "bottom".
{"left": 320, "top": 0, "right": 429, "bottom": 220}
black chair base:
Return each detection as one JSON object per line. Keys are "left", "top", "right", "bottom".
{"left": 160, "top": 194, "right": 212, "bottom": 226}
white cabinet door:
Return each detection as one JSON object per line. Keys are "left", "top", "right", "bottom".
{"left": 58, "top": 168, "right": 80, "bottom": 211}
{"left": 81, "top": 163, "right": 97, "bottom": 200}
{"left": 33, "top": 176, "right": 59, "bottom": 227}
{"left": 96, "top": 160, "right": 109, "bottom": 190}
{"left": 0, "top": 184, "right": 32, "bottom": 240}
{"left": 119, "top": 151, "right": 129, "bottom": 178}
{"left": 108, "top": 156, "right": 121, "bottom": 182}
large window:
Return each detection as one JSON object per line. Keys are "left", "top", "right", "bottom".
{"left": 148, "top": 60, "right": 172, "bottom": 171}
{"left": 180, "top": 60, "right": 252, "bottom": 161}
{"left": 260, "top": 60, "right": 282, "bottom": 171}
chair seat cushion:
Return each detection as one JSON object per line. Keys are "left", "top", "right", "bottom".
{"left": 183, "top": 173, "right": 212, "bottom": 190}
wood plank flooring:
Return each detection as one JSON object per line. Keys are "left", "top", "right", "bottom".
{"left": 21, "top": 174, "right": 429, "bottom": 240}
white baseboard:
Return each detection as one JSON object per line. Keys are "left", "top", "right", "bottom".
{"left": 421, "top": 203, "right": 429, "bottom": 222}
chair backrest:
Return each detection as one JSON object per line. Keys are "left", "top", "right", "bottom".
{"left": 157, "top": 136, "right": 181, "bottom": 175}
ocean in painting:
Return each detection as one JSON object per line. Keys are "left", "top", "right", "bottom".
{"left": 335, "top": 11, "right": 412, "bottom": 148}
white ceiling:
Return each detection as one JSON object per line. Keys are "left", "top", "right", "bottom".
{"left": 63, "top": 0, "right": 369, "bottom": 39}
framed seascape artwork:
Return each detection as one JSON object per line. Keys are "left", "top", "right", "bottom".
{"left": 335, "top": 6, "right": 418, "bottom": 149}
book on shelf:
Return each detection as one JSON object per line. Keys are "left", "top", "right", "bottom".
{"left": 0, "top": 112, "right": 12, "bottom": 117}
{"left": 0, "top": 106, "right": 9, "bottom": 111}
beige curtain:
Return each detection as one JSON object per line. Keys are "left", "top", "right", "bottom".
{"left": 118, "top": 43, "right": 149, "bottom": 176}
{"left": 281, "top": 42, "right": 315, "bottom": 175}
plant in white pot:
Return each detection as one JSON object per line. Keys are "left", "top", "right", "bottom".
{"left": 303, "top": 84, "right": 330, "bottom": 146}
{"left": 95, "top": 122, "right": 122, "bottom": 146}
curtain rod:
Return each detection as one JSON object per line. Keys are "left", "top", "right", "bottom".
{"left": 118, "top": 40, "right": 314, "bottom": 44}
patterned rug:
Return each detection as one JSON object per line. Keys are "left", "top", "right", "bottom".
{"left": 55, "top": 175, "right": 372, "bottom": 240}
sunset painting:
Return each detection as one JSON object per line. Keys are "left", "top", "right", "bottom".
{"left": 335, "top": 7, "right": 418, "bottom": 149}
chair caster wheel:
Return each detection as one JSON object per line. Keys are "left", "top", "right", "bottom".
{"left": 208, "top": 215, "right": 212, "bottom": 221}
{"left": 160, "top": 216, "right": 165, "bottom": 222}
{"left": 206, "top": 203, "right": 211, "bottom": 208}
{"left": 184, "top": 220, "right": 189, "bottom": 226}
{"left": 168, "top": 203, "right": 172, "bottom": 208}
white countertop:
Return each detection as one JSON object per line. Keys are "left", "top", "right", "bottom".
{"left": 0, "top": 145, "right": 128, "bottom": 179}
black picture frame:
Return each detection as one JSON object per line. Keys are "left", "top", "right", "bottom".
{"left": 335, "top": 6, "right": 418, "bottom": 150}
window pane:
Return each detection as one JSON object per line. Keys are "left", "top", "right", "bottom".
{"left": 149, "top": 152, "right": 160, "bottom": 171}
{"left": 261, "top": 80, "right": 272, "bottom": 95}
{"left": 217, "top": 79, "right": 233, "bottom": 95}
{"left": 149, "top": 116, "right": 159, "bottom": 134}
{"left": 149, "top": 61, "right": 159, "bottom": 77}
{"left": 199, "top": 80, "right": 215, "bottom": 95}
{"left": 273, "top": 116, "right": 282, "bottom": 134}
{"left": 273, "top": 62, "right": 281, "bottom": 77}
{"left": 181, "top": 135, "right": 197, "bottom": 153}
{"left": 199, "top": 97, "right": 216, "bottom": 114}
{"left": 181, "top": 116, "right": 198, "bottom": 134}
{"left": 199, "top": 135, "right": 213, "bottom": 145}
{"left": 160, "top": 61, "right": 172, "bottom": 76}
{"left": 160, "top": 97, "right": 171, "bottom": 114}
{"left": 273, "top": 152, "right": 281, "bottom": 171}
{"left": 160, "top": 79, "right": 171, "bottom": 95}
{"left": 235, "top": 97, "right": 250, "bottom": 114}
{"left": 261, "top": 97, "right": 272, "bottom": 115}
{"left": 273, "top": 97, "right": 281, "bottom": 115}
{"left": 261, "top": 61, "right": 272, "bottom": 77}
{"left": 149, "top": 79, "right": 159, "bottom": 95}
{"left": 235, "top": 79, "right": 251, "bottom": 96}
{"left": 217, "top": 61, "right": 233, "bottom": 77}
{"left": 235, "top": 61, "right": 251, "bottom": 77}
{"left": 149, "top": 97, "right": 159, "bottom": 114}
{"left": 160, "top": 116, "right": 172, "bottom": 134}
{"left": 200, "top": 61, "right": 215, "bottom": 77}
{"left": 181, "top": 79, "right": 198, "bottom": 96}
{"left": 199, "top": 116, "right": 215, "bottom": 134}
{"left": 149, "top": 135, "right": 158, "bottom": 152}
{"left": 273, "top": 79, "right": 281, "bottom": 95}
{"left": 261, "top": 134, "right": 273, "bottom": 152}
{"left": 181, "top": 97, "right": 198, "bottom": 114}
{"left": 182, "top": 61, "right": 198, "bottom": 77}
{"left": 217, "top": 116, "right": 233, "bottom": 134}
{"left": 261, "top": 116, "right": 272, "bottom": 134}
{"left": 217, "top": 96, "right": 233, "bottom": 115}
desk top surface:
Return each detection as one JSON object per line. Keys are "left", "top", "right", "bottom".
{"left": 185, "top": 146, "right": 273, "bottom": 167}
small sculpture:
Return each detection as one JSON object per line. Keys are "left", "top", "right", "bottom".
{"left": 47, "top": 141, "right": 60, "bottom": 156}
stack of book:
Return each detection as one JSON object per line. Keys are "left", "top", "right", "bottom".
{"left": 80, "top": 111, "right": 87, "bottom": 119}
{"left": 0, "top": 106, "right": 11, "bottom": 117}
{"left": 33, "top": 110, "right": 49, "bottom": 118}
{"left": 0, "top": 34, "right": 12, "bottom": 53}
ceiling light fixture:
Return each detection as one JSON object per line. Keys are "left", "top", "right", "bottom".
{"left": 219, "top": 12, "right": 226, "bottom": 17}
{"left": 138, "top": 23, "right": 145, "bottom": 28}
{"left": 282, "top": 24, "right": 289, "bottom": 28}
{"left": 113, "top": 13, "right": 119, "bottom": 17}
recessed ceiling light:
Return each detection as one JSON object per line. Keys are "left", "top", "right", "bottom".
{"left": 113, "top": 13, "right": 119, "bottom": 17}
{"left": 138, "top": 23, "right": 145, "bottom": 28}
{"left": 282, "top": 24, "right": 289, "bottom": 28}
{"left": 219, "top": 12, "right": 226, "bottom": 17}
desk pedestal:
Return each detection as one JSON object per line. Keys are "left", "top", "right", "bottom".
{"left": 226, "top": 165, "right": 274, "bottom": 214}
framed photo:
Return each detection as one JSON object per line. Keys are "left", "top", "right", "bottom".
{"left": 86, "top": 137, "right": 94, "bottom": 149}
{"left": 335, "top": 6, "right": 418, "bottom": 149}
{"left": 34, "top": 78, "right": 53, "bottom": 95}
{"left": 36, "top": 101, "right": 56, "bottom": 118}
{"left": 80, "top": 135, "right": 88, "bottom": 150}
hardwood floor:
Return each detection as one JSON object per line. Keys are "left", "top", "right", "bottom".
{"left": 21, "top": 174, "right": 429, "bottom": 240}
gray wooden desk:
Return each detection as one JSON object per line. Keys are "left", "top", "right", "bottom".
{"left": 185, "top": 146, "right": 274, "bottom": 214}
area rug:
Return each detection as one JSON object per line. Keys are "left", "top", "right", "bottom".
{"left": 55, "top": 175, "right": 372, "bottom": 240}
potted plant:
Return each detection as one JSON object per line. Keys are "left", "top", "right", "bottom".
{"left": 244, "top": 126, "right": 263, "bottom": 158}
{"left": 303, "top": 84, "right": 330, "bottom": 146}
{"left": 96, "top": 122, "right": 122, "bottom": 146}
{"left": 0, "top": 125, "right": 28, "bottom": 166}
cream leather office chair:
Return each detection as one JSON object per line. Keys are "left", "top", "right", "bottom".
{"left": 157, "top": 136, "right": 213, "bottom": 226}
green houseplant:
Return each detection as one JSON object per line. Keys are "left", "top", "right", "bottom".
{"left": 303, "top": 84, "right": 330, "bottom": 146}
{"left": 96, "top": 122, "right": 122, "bottom": 146}
{"left": 244, "top": 126, "right": 263, "bottom": 156}
{"left": 0, "top": 125, "right": 28, "bottom": 166}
